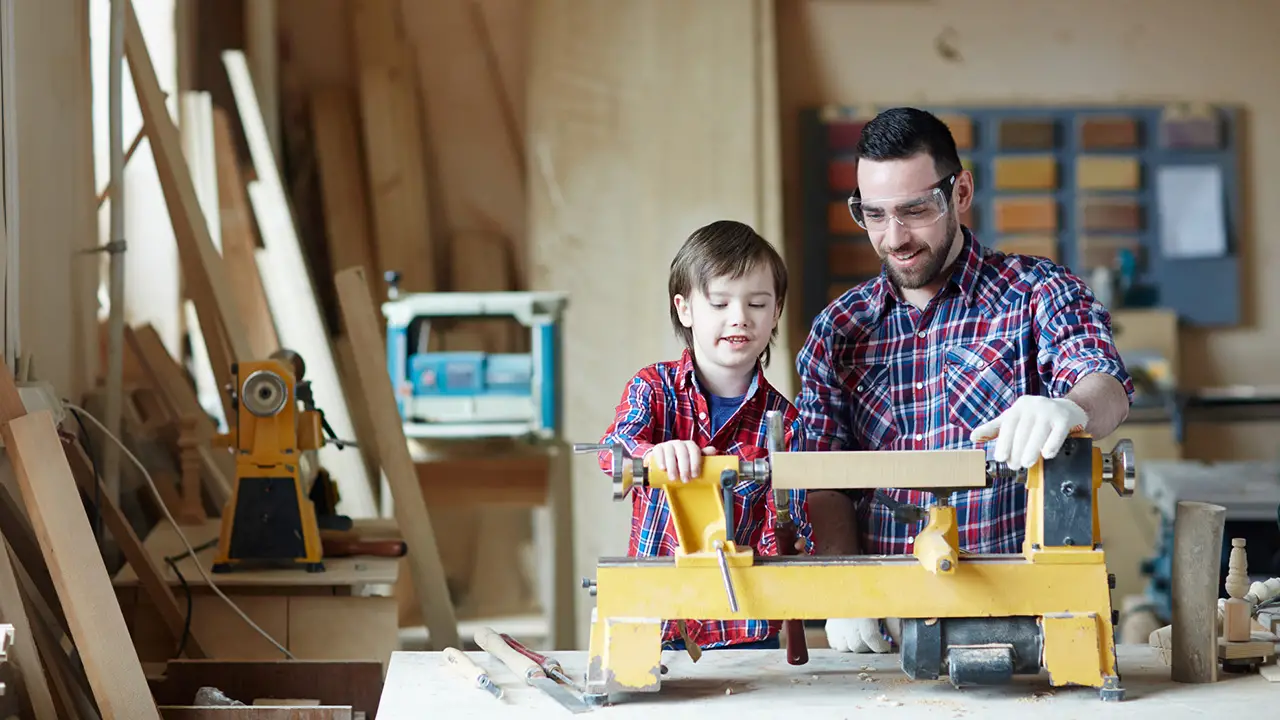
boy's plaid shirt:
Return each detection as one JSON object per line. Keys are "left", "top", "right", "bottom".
{"left": 796, "top": 229, "right": 1133, "bottom": 556}
{"left": 597, "top": 348, "right": 815, "bottom": 649}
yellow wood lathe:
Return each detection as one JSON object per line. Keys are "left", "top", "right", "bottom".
{"left": 211, "top": 351, "right": 327, "bottom": 573}
{"left": 573, "top": 412, "right": 1137, "bottom": 706}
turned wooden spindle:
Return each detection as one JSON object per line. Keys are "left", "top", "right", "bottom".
{"left": 1223, "top": 538, "right": 1250, "bottom": 642}
{"left": 177, "top": 416, "right": 206, "bottom": 525}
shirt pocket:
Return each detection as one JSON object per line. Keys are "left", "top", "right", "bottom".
{"left": 944, "top": 338, "right": 1020, "bottom": 434}
{"left": 843, "top": 364, "right": 900, "bottom": 449}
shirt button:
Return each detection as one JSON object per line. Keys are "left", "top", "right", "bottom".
{"left": 915, "top": 433, "right": 923, "bottom": 441}
{"left": 915, "top": 382, "right": 924, "bottom": 390}
{"left": 917, "top": 331, "right": 926, "bottom": 339}
{"left": 907, "top": 536, "right": 915, "bottom": 544}
{"left": 856, "top": 385, "right": 864, "bottom": 392}
{"left": 699, "top": 412, "right": 707, "bottom": 420}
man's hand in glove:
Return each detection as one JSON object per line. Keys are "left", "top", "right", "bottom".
{"left": 971, "top": 395, "right": 1088, "bottom": 471}
{"left": 825, "top": 617, "right": 901, "bottom": 653}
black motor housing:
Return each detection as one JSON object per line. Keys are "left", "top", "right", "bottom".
{"left": 900, "top": 616, "right": 1043, "bottom": 687}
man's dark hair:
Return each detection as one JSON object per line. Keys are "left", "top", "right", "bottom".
{"left": 856, "top": 107, "right": 963, "bottom": 179}
{"left": 668, "top": 220, "right": 788, "bottom": 367}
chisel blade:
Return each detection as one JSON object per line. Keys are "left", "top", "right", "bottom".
{"left": 530, "top": 676, "right": 591, "bottom": 714}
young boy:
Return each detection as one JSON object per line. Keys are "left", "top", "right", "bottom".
{"left": 596, "top": 219, "right": 815, "bottom": 651}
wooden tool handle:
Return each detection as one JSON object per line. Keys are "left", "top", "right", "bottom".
{"left": 773, "top": 521, "right": 810, "bottom": 666}
{"left": 475, "top": 627, "right": 541, "bottom": 680}
{"left": 321, "top": 538, "right": 408, "bottom": 558}
{"left": 444, "top": 647, "right": 487, "bottom": 684}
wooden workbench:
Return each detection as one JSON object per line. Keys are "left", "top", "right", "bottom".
{"left": 112, "top": 518, "right": 400, "bottom": 668}
{"left": 377, "top": 644, "right": 1277, "bottom": 718}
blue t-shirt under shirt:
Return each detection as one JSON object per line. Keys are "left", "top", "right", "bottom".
{"left": 708, "top": 392, "right": 746, "bottom": 436}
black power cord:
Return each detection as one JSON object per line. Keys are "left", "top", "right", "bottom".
{"left": 162, "top": 537, "right": 218, "bottom": 657}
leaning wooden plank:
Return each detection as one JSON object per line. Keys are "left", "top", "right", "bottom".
{"left": 2, "top": 410, "right": 160, "bottom": 718}
{"left": 211, "top": 108, "right": 280, "bottom": 360}
{"left": 63, "top": 443, "right": 206, "bottom": 659}
{"left": 350, "top": 0, "right": 437, "bottom": 294}
{"left": 126, "top": 324, "right": 233, "bottom": 505}
{"left": 222, "top": 50, "right": 378, "bottom": 520}
{"left": 0, "top": 485, "right": 68, "bottom": 638}
{"left": 769, "top": 450, "right": 988, "bottom": 490}
{"left": 335, "top": 266, "right": 459, "bottom": 649}
{"left": 178, "top": 90, "right": 236, "bottom": 425}
{"left": 310, "top": 88, "right": 381, "bottom": 318}
{"left": 122, "top": 0, "right": 252, "bottom": 365}
{"left": 0, "top": 534, "right": 59, "bottom": 719}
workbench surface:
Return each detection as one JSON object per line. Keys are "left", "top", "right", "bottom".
{"left": 378, "top": 644, "right": 1277, "bottom": 718}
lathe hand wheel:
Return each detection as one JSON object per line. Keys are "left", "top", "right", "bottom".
{"left": 1104, "top": 438, "right": 1137, "bottom": 496}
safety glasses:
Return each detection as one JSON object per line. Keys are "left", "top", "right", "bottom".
{"left": 848, "top": 174, "right": 957, "bottom": 232}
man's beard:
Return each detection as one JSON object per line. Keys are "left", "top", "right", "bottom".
{"left": 882, "top": 210, "right": 959, "bottom": 290}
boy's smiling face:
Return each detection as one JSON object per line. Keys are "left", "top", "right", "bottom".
{"left": 674, "top": 264, "right": 779, "bottom": 380}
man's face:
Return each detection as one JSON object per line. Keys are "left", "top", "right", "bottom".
{"left": 674, "top": 264, "right": 780, "bottom": 375}
{"left": 854, "top": 153, "right": 972, "bottom": 290}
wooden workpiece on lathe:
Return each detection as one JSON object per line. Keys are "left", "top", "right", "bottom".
{"left": 770, "top": 449, "right": 987, "bottom": 490}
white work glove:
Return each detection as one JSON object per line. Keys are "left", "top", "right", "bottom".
{"left": 971, "top": 395, "right": 1088, "bottom": 471}
{"left": 824, "top": 618, "right": 894, "bottom": 653}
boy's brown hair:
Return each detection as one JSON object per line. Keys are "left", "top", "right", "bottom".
{"left": 668, "top": 220, "right": 789, "bottom": 367}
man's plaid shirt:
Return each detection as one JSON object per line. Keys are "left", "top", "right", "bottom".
{"left": 598, "top": 348, "right": 815, "bottom": 649}
{"left": 796, "top": 228, "right": 1133, "bottom": 555}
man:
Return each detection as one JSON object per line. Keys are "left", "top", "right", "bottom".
{"left": 795, "top": 107, "right": 1134, "bottom": 653}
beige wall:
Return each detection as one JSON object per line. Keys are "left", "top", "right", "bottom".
{"left": 778, "top": 0, "right": 1280, "bottom": 462}
{"left": 8, "top": 0, "right": 98, "bottom": 399}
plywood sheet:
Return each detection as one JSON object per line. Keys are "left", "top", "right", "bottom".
{"left": 528, "top": 0, "right": 769, "bottom": 646}
{"left": 1079, "top": 116, "right": 1140, "bottom": 149}
{"left": 993, "top": 156, "right": 1057, "bottom": 189}
{"left": 994, "top": 235, "right": 1059, "bottom": 262}
{"left": 937, "top": 113, "right": 973, "bottom": 149}
{"left": 4, "top": 410, "right": 159, "bottom": 719}
{"left": 771, "top": 449, "right": 988, "bottom": 490}
{"left": 998, "top": 118, "right": 1057, "bottom": 148}
{"left": 1077, "top": 156, "right": 1141, "bottom": 190}
{"left": 994, "top": 197, "right": 1057, "bottom": 232}
{"left": 1080, "top": 198, "right": 1143, "bottom": 232}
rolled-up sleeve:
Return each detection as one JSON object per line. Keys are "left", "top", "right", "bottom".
{"left": 795, "top": 313, "right": 856, "bottom": 452}
{"left": 1032, "top": 269, "right": 1135, "bottom": 403}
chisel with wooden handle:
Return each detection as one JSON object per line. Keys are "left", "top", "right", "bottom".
{"left": 443, "top": 647, "right": 503, "bottom": 700}
{"left": 474, "top": 627, "right": 590, "bottom": 713}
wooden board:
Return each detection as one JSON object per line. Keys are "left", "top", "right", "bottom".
{"left": 111, "top": 519, "right": 397, "bottom": 590}
{"left": 64, "top": 443, "right": 207, "bottom": 658}
{"left": 159, "top": 708, "right": 351, "bottom": 720}
{"left": 350, "top": 0, "right": 437, "bottom": 294}
{"left": 151, "top": 660, "right": 381, "bottom": 718}
{"left": 1, "top": 406, "right": 159, "bottom": 717}
{"left": 310, "top": 88, "right": 380, "bottom": 317}
{"left": 334, "top": 266, "right": 459, "bottom": 649}
{"left": 123, "top": 1, "right": 253, "bottom": 365}
{"left": 377, "top": 645, "right": 1278, "bottom": 718}
{"left": 400, "top": 0, "right": 527, "bottom": 284}
{"left": 770, "top": 449, "right": 987, "bottom": 490}
{"left": 212, "top": 107, "right": 280, "bottom": 360}
{"left": 222, "top": 49, "right": 378, "bottom": 519}
{"left": 529, "top": 0, "right": 775, "bottom": 646}
{"left": 0, "top": 534, "right": 58, "bottom": 719}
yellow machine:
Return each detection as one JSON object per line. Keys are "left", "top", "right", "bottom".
{"left": 212, "top": 351, "right": 326, "bottom": 573}
{"left": 573, "top": 412, "right": 1137, "bottom": 705}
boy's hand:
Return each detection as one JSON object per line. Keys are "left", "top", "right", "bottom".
{"left": 644, "top": 441, "right": 716, "bottom": 482}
